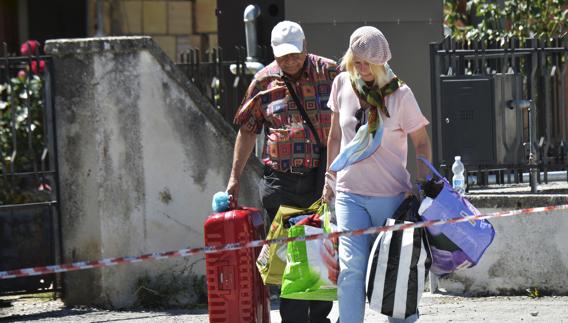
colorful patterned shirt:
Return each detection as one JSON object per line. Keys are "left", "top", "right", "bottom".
{"left": 234, "top": 54, "right": 338, "bottom": 172}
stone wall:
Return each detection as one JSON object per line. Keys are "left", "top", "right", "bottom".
{"left": 45, "top": 36, "right": 262, "bottom": 308}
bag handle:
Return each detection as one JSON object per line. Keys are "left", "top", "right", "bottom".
{"left": 417, "top": 156, "right": 450, "bottom": 185}
{"left": 279, "top": 199, "right": 323, "bottom": 219}
{"left": 283, "top": 77, "right": 323, "bottom": 148}
{"left": 418, "top": 157, "right": 470, "bottom": 202}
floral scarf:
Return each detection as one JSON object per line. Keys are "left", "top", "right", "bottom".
{"left": 330, "top": 65, "right": 403, "bottom": 172}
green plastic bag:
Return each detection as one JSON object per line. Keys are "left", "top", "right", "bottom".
{"left": 256, "top": 200, "right": 323, "bottom": 285}
{"left": 280, "top": 203, "right": 338, "bottom": 301}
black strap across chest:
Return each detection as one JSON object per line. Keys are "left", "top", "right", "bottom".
{"left": 282, "top": 77, "right": 323, "bottom": 148}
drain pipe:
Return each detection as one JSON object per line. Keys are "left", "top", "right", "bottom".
{"left": 230, "top": 4, "right": 264, "bottom": 75}
{"left": 244, "top": 4, "right": 261, "bottom": 63}
{"left": 229, "top": 4, "right": 265, "bottom": 159}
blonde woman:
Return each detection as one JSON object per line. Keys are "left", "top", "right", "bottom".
{"left": 323, "top": 26, "right": 432, "bottom": 323}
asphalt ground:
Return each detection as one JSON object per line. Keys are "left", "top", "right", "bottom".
{"left": 2, "top": 182, "right": 568, "bottom": 322}
{"left": 2, "top": 292, "right": 568, "bottom": 322}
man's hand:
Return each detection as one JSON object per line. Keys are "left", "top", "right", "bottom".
{"left": 226, "top": 127, "right": 257, "bottom": 209}
{"left": 226, "top": 177, "right": 240, "bottom": 209}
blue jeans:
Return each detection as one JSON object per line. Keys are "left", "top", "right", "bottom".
{"left": 335, "top": 191, "right": 418, "bottom": 323}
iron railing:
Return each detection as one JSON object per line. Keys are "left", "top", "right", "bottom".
{"left": 176, "top": 45, "right": 273, "bottom": 126}
{"left": 0, "top": 42, "right": 62, "bottom": 295}
{"left": 430, "top": 36, "right": 568, "bottom": 190}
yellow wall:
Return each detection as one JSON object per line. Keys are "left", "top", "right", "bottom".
{"left": 87, "top": 0, "right": 217, "bottom": 62}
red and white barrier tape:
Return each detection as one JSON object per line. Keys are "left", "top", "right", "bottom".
{"left": 2, "top": 203, "right": 568, "bottom": 280}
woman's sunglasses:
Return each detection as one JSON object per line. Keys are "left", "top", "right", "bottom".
{"left": 355, "top": 108, "right": 367, "bottom": 132}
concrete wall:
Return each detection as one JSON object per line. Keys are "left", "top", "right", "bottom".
{"left": 45, "top": 36, "right": 262, "bottom": 308}
{"left": 285, "top": 0, "right": 443, "bottom": 178}
{"left": 437, "top": 194, "right": 568, "bottom": 295}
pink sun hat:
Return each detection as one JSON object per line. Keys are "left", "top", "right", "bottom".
{"left": 349, "top": 26, "right": 391, "bottom": 65}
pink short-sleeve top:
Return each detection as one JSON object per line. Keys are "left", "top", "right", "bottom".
{"left": 328, "top": 72, "right": 429, "bottom": 196}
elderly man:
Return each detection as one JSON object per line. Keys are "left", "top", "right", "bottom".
{"left": 226, "top": 20, "right": 337, "bottom": 323}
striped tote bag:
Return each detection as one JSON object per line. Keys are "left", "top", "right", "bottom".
{"left": 365, "top": 196, "right": 432, "bottom": 319}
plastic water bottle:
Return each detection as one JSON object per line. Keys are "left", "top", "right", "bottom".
{"left": 451, "top": 156, "right": 466, "bottom": 195}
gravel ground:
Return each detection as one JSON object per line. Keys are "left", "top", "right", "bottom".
{"left": 2, "top": 292, "right": 568, "bottom": 322}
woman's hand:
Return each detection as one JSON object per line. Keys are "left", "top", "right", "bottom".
{"left": 322, "top": 183, "right": 334, "bottom": 203}
{"left": 322, "top": 172, "right": 337, "bottom": 203}
{"left": 405, "top": 186, "right": 421, "bottom": 199}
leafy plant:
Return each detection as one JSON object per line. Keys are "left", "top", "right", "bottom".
{"left": 0, "top": 64, "right": 50, "bottom": 204}
{"left": 527, "top": 287, "right": 541, "bottom": 298}
{"left": 444, "top": 0, "right": 568, "bottom": 42}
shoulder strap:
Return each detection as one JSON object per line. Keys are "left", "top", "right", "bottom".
{"left": 283, "top": 77, "right": 323, "bottom": 148}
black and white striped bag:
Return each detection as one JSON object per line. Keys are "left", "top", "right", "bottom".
{"left": 365, "top": 196, "right": 431, "bottom": 319}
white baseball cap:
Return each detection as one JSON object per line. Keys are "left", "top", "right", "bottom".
{"left": 271, "top": 21, "right": 305, "bottom": 57}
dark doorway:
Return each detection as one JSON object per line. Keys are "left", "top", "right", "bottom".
{"left": 27, "top": 0, "right": 87, "bottom": 45}
{"left": 216, "top": 0, "right": 284, "bottom": 61}
{"left": 0, "top": 0, "right": 19, "bottom": 51}
{"left": 1, "top": 0, "right": 87, "bottom": 54}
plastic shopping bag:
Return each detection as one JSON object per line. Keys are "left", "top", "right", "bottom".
{"left": 418, "top": 157, "right": 495, "bottom": 275}
{"left": 366, "top": 196, "right": 431, "bottom": 319}
{"left": 256, "top": 200, "right": 323, "bottom": 285}
{"left": 280, "top": 203, "right": 338, "bottom": 301}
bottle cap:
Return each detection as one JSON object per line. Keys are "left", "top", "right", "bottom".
{"left": 455, "top": 156, "right": 461, "bottom": 160}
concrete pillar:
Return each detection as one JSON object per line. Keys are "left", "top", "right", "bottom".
{"left": 45, "top": 36, "right": 262, "bottom": 308}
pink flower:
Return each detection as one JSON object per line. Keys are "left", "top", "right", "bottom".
{"left": 30, "top": 60, "right": 45, "bottom": 74}
{"left": 20, "top": 40, "right": 41, "bottom": 56}
{"left": 38, "top": 182, "right": 52, "bottom": 192}
{"left": 17, "top": 70, "right": 27, "bottom": 80}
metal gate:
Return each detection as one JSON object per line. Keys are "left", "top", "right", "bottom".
{"left": 0, "top": 42, "right": 62, "bottom": 295}
{"left": 430, "top": 36, "right": 568, "bottom": 188}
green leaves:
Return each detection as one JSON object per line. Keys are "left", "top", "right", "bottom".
{"left": 527, "top": 287, "right": 541, "bottom": 298}
{"left": 444, "top": 0, "right": 568, "bottom": 41}
{"left": 0, "top": 73, "right": 45, "bottom": 172}
{"left": 0, "top": 71, "right": 48, "bottom": 204}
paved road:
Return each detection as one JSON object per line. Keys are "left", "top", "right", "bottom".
{"left": 2, "top": 292, "right": 568, "bottom": 322}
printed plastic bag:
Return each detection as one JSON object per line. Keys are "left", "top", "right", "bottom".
{"left": 418, "top": 157, "right": 495, "bottom": 275}
{"left": 256, "top": 200, "right": 322, "bottom": 285}
{"left": 280, "top": 203, "right": 338, "bottom": 301}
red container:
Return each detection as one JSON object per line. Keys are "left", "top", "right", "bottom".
{"left": 204, "top": 207, "right": 271, "bottom": 323}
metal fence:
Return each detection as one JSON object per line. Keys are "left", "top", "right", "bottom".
{"left": 175, "top": 45, "right": 274, "bottom": 126}
{"left": 430, "top": 36, "right": 568, "bottom": 190}
{"left": 0, "top": 42, "right": 62, "bottom": 295}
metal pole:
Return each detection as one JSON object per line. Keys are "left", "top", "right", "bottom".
{"left": 429, "top": 42, "right": 440, "bottom": 166}
{"left": 0, "top": 43, "right": 7, "bottom": 176}
{"left": 528, "top": 101, "right": 538, "bottom": 193}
